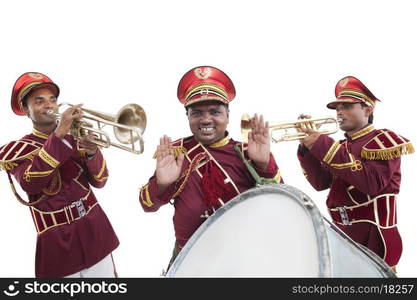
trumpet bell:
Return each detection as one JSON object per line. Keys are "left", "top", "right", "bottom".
{"left": 114, "top": 103, "right": 147, "bottom": 144}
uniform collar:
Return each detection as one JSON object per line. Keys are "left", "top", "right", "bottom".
{"left": 346, "top": 124, "right": 375, "bottom": 141}
{"left": 208, "top": 133, "right": 230, "bottom": 148}
{"left": 32, "top": 128, "right": 49, "bottom": 140}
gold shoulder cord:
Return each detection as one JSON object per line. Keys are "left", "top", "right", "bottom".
{"left": 7, "top": 172, "right": 47, "bottom": 206}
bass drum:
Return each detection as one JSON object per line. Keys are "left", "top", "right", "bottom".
{"left": 166, "top": 184, "right": 396, "bottom": 277}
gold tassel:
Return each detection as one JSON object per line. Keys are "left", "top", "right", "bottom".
{"left": 153, "top": 146, "right": 187, "bottom": 159}
{"left": 361, "top": 143, "right": 415, "bottom": 160}
{"left": 406, "top": 143, "right": 415, "bottom": 154}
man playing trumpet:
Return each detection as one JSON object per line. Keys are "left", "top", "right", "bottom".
{"left": 297, "top": 76, "right": 414, "bottom": 270}
{"left": 0, "top": 72, "right": 119, "bottom": 277}
{"left": 139, "top": 66, "right": 283, "bottom": 268}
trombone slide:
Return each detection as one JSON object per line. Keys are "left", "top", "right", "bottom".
{"left": 47, "top": 102, "right": 146, "bottom": 154}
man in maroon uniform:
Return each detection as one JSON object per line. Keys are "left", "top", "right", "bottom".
{"left": 139, "top": 66, "right": 283, "bottom": 265}
{"left": 297, "top": 76, "right": 414, "bottom": 269}
{"left": 0, "top": 72, "right": 119, "bottom": 277}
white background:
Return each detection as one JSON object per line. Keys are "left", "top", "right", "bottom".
{"left": 0, "top": 0, "right": 416, "bottom": 277}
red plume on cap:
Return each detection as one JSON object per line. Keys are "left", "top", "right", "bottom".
{"left": 177, "top": 66, "right": 236, "bottom": 107}
{"left": 327, "top": 76, "right": 380, "bottom": 109}
{"left": 11, "top": 72, "right": 60, "bottom": 116}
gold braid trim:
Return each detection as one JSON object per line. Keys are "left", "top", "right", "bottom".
{"left": 351, "top": 125, "right": 375, "bottom": 140}
{"left": 39, "top": 148, "right": 59, "bottom": 168}
{"left": 93, "top": 159, "right": 107, "bottom": 182}
{"left": 24, "top": 153, "right": 36, "bottom": 162}
{"left": 361, "top": 143, "right": 415, "bottom": 160}
{"left": 0, "top": 150, "right": 39, "bottom": 172}
{"left": 209, "top": 135, "right": 230, "bottom": 148}
{"left": 32, "top": 128, "right": 49, "bottom": 139}
{"left": 7, "top": 172, "right": 48, "bottom": 206}
{"left": 153, "top": 146, "right": 187, "bottom": 159}
{"left": 42, "top": 171, "right": 62, "bottom": 196}
{"left": 23, "top": 152, "right": 54, "bottom": 182}
{"left": 185, "top": 83, "right": 228, "bottom": 100}
{"left": 0, "top": 161, "right": 18, "bottom": 171}
{"left": 23, "top": 168, "right": 54, "bottom": 182}
{"left": 171, "top": 152, "right": 206, "bottom": 199}
{"left": 140, "top": 184, "right": 154, "bottom": 208}
{"left": 339, "top": 89, "right": 374, "bottom": 104}
{"left": 323, "top": 141, "right": 341, "bottom": 164}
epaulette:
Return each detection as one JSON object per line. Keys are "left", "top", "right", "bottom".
{"left": 152, "top": 137, "right": 190, "bottom": 159}
{"left": 361, "top": 130, "right": 414, "bottom": 160}
{"left": 0, "top": 139, "right": 42, "bottom": 171}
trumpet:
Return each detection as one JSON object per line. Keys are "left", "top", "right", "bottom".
{"left": 47, "top": 102, "right": 147, "bottom": 154}
{"left": 241, "top": 114, "right": 341, "bottom": 143}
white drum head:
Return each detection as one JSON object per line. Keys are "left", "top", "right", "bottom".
{"left": 167, "top": 184, "right": 395, "bottom": 278}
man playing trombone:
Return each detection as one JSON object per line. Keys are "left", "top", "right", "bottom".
{"left": 296, "top": 76, "right": 414, "bottom": 270}
{"left": 139, "top": 66, "right": 283, "bottom": 269}
{"left": 0, "top": 72, "right": 119, "bottom": 277}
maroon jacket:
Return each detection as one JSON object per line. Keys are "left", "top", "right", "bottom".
{"left": 140, "top": 135, "right": 282, "bottom": 249}
{"left": 297, "top": 124, "right": 414, "bottom": 266}
{"left": 0, "top": 129, "right": 119, "bottom": 277}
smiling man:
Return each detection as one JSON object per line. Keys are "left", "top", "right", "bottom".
{"left": 139, "top": 66, "right": 283, "bottom": 268}
{"left": 0, "top": 72, "right": 119, "bottom": 277}
{"left": 296, "top": 76, "right": 414, "bottom": 270}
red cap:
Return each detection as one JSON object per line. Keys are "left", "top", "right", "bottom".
{"left": 11, "top": 72, "right": 60, "bottom": 115}
{"left": 177, "top": 66, "right": 236, "bottom": 107}
{"left": 327, "top": 76, "right": 380, "bottom": 109}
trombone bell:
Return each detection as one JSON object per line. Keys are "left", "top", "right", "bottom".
{"left": 114, "top": 103, "right": 146, "bottom": 145}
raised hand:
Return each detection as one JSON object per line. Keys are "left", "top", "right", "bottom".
{"left": 55, "top": 104, "right": 83, "bottom": 139}
{"left": 156, "top": 135, "right": 185, "bottom": 194}
{"left": 247, "top": 113, "right": 271, "bottom": 171}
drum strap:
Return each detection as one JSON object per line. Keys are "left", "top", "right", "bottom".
{"left": 233, "top": 144, "right": 278, "bottom": 185}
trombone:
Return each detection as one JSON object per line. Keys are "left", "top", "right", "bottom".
{"left": 48, "top": 102, "right": 147, "bottom": 154}
{"left": 241, "top": 113, "right": 341, "bottom": 143}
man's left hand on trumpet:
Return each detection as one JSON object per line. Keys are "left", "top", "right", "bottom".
{"left": 297, "top": 114, "right": 322, "bottom": 149}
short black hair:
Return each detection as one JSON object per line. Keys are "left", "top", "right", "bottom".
{"left": 360, "top": 103, "right": 374, "bottom": 124}
{"left": 21, "top": 96, "right": 29, "bottom": 108}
